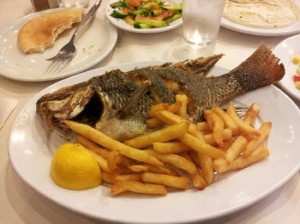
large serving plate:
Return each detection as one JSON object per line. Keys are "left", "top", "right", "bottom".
{"left": 0, "top": 8, "right": 117, "bottom": 82}
{"left": 273, "top": 34, "right": 300, "bottom": 101}
{"left": 105, "top": 0, "right": 182, "bottom": 34}
{"left": 221, "top": 0, "right": 300, "bottom": 36}
{"left": 8, "top": 62, "right": 300, "bottom": 223}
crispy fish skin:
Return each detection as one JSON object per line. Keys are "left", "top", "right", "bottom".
{"left": 36, "top": 44, "right": 284, "bottom": 141}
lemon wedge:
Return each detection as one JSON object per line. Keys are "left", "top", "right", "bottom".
{"left": 50, "top": 143, "right": 102, "bottom": 190}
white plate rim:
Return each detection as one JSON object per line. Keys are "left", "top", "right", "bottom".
{"left": 273, "top": 34, "right": 300, "bottom": 101}
{"left": 221, "top": 0, "right": 300, "bottom": 36}
{"left": 8, "top": 62, "right": 300, "bottom": 223}
{"left": 105, "top": 0, "right": 182, "bottom": 34}
{"left": 0, "top": 8, "right": 118, "bottom": 82}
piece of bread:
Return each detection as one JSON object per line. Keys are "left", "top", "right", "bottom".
{"left": 18, "top": 8, "right": 85, "bottom": 54}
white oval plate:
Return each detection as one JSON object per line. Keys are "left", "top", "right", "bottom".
{"left": 105, "top": 0, "right": 182, "bottom": 34}
{"left": 221, "top": 0, "right": 300, "bottom": 36}
{"left": 273, "top": 34, "right": 300, "bottom": 101}
{"left": 9, "top": 63, "right": 300, "bottom": 223}
{"left": 0, "top": 8, "right": 118, "bottom": 82}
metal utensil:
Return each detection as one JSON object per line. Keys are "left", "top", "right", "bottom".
{"left": 45, "top": 0, "right": 102, "bottom": 72}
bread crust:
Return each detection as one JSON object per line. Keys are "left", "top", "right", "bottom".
{"left": 18, "top": 8, "right": 85, "bottom": 54}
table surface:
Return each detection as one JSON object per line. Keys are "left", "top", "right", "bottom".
{"left": 1, "top": 1, "right": 300, "bottom": 224}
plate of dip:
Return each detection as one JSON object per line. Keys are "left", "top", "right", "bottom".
{"left": 221, "top": 0, "right": 300, "bottom": 36}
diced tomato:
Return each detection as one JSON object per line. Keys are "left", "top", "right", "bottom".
{"left": 159, "top": 10, "right": 176, "bottom": 19}
{"left": 122, "top": 7, "right": 134, "bottom": 14}
{"left": 293, "top": 75, "right": 300, "bottom": 82}
{"left": 128, "top": 0, "right": 140, "bottom": 8}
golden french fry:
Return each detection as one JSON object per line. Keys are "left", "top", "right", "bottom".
{"left": 155, "top": 110, "right": 186, "bottom": 124}
{"left": 106, "top": 151, "right": 120, "bottom": 172}
{"left": 150, "top": 103, "right": 169, "bottom": 117}
{"left": 188, "top": 123, "right": 205, "bottom": 141}
{"left": 179, "top": 133, "right": 225, "bottom": 158}
{"left": 204, "top": 110, "right": 225, "bottom": 147}
{"left": 244, "top": 103, "right": 260, "bottom": 125}
{"left": 225, "top": 135, "right": 247, "bottom": 162}
{"left": 175, "top": 94, "right": 188, "bottom": 118}
{"left": 197, "top": 154, "right": 214, "bottom": 185}
{"left": 152, "top": 111, "right": 225, "bottom": 158}
{"left": 114, "top": 173, "right": 142, "bottom": 182}
{"left": 128, "top": 164, "right": 177, "bottom": 176}
{"left": 226, "top": 102, "right": 260, "bottom": 137}
{"left": 190, "top": 170, "right": 207, "bottom": 190}
{"left": 152, "top": 142, "right": 190, "bottom": 154}
{"left": 212, "top": 158, "right": 230, "bottom": 173}
{"left": 212, "top": 106, "right": 239, "bottom": 135}
{"left": 111, "top": 180, "right": 167, "bottom": 196}
{"left": 196, "top": 121, "right": 210, "bottom": 133}
{"left": 124, "top": 122, "right": 189, "bottom": 149}
{"left": 220, "top": 136, "right": 238, "bottom": 151}
{"left": 128, "top": 164, "right": 150, "bottom": 172}
{"left": 142, "top": 172, "right": 189, "bottom": 190}
{"left": 146, "top": 117, "right": 162, "bottom": 128}
{"left": 243, "top": 122, "right": 272, "bottom": 157}
{"left": 146, "top": 150, "right": 197, "bottom": 174}
{"left": 156, "top": 109, "right": 206, "bottom": 141}
{"left": 76, "top": 134, "right": 111, "bottom": 159}
{"left": 63, "top": 120, "right": 164, "bottom": 167}
{"left": 231, "top": 146, "right": 270, "bottom": 170}
{"left": 102, "top": 172, "right": 116, "bottom": 184}
{"left": 180, "top": 152, "right": 207, "bottom": 190}
{"left": 204, "top": 128, "right": 232, "bottom": 146}
{"left": 86, "top": 150, "right": 110, "bottom": 173}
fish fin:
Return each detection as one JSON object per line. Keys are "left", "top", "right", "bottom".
{"left": 229, "top": 43, "right": 285, "bottom": 92}
{"left": 170, "top": 54, "right": 224, "bottom": 76}
{"left": 117, "top": 82, "right": 151, "bottom": 118}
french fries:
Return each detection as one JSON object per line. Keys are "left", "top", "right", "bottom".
{"left": 60, "top": 94, "right": 272, "bottom": 196}
{"left": 111, "top": 181, "right": 167, "bottom": 196}
{"left": 63, "top": 120, "right": 164, "bottom": 167}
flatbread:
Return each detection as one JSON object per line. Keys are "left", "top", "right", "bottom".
{"left": 18, "top": 8, "right": 85, "bottom": 54}
{"left": 224, "top": 0, "right": 300, "bottom": 29}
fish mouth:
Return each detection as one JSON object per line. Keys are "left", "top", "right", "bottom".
{"left": 70, "top": 92, "right": 103, "bottom": 127}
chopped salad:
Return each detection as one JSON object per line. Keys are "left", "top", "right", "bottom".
{"left": 109, "top": 0, "right": 182, "bottom": 29}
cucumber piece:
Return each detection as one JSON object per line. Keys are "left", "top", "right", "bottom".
{"left": 110, "top": 1, "right": 125, "bottom": 8}
{"left": 129, "top": 8, "right": 151, "bottom": 17}
{"left": 135, "top": 19, "right": 168, "bottom": 28}
{"left": 134, "top": 23, "right": 152, "bottom": 29}
{"left": 152, "top": 9, "right": 162, "bottom": 16}
{"left": 162, "top": 3, "right": 182, "bottom": 11}
{"left": 110, "top": 10, "right": 128, "bottom": 19}
{"left": 125, "top": 16, "right": 135, "bottom": 26}
{"left": 142, "top": 2, "right": 159, "bottom": 10}
{"left": 165, "top": 12, "right": 182, "bottom": 24}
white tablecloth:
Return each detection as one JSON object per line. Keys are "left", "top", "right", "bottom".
{"left": 0, "top": 1, "right": 299, "bottom": 224}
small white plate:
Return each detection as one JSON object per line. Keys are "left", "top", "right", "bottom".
{"left": 273, "top": 34, "right": 300, "bottom": 101}
{"left": 0, "top": 8, "right": 118, "bottom": 82}
{"left": 9, "top": 63, "right": 300, "bottom": 223}
{"left": 105, "top": 0, "right": 182, "bottom": 34}
{"left": 221, "top": 0, "right": 300, "bottom": 36}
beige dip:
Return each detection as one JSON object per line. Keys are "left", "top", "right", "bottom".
{"left": 223, "top": 0, "right": 300, "bottom": 28}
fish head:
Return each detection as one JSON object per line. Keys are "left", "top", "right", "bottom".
{"left": 36, "top": 83, "right": 108, "bottom": 133}
{"left": 36, "top": 79, "right": 149, "bottom": 141}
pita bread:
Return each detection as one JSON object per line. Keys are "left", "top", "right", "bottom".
{"left": 18, "top": 8, "right": 85, "bottom": 54}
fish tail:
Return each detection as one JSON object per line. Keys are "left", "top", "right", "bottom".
{"left": 229, "top": 44, "right": 285, "bottom": 92}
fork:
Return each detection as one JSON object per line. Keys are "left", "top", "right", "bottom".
{"left": 45, "top": 0, "right": 102, "bottom": 72}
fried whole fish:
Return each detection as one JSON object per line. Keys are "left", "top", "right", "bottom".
{"left": 36, "top": 44, "right": 284, "bottom": 141}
